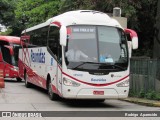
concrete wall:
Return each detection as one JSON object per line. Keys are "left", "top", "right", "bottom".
{"left": 112, "top": 17, "right": 127, "bottom": 28}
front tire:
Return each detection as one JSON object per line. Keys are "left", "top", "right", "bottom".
{"left": 48, "top": 80, "right": 59, "bottom": 101}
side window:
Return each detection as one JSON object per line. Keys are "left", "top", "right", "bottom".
{"left": 0, "top": 41, "right": 9, "bottom": 46}
{"left": 48, "top": 26, "right": 60, "bottom": 56}
{"left": 1, "top": 46, "right": 12, "bottom": 64}
{"left": 29, "top": 26, "right": 48, "bottom": 46}
{"left": 0, "top": 41, "right": 12, "bottom": 64}
{"left": 27, "top": 32, "right": 34, "bottom": 45}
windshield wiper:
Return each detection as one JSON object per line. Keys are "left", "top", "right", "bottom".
{"left": 100, "top": 63, "right": 126, "bottom": 70}
{"left": 72, "top": 62, "right": 126, "bottom": 71}
{"left": 112, "top": 64, "right": 126, "bottom": 70}
{"left": 72, "top": 62, "right": 99, "bottom": 70}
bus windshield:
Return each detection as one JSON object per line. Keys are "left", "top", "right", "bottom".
{"left": 1, "top": 43, "right": 20, "bottom": 66}
{"left": 65, "top": 25, "right": 128, "bottom": 71}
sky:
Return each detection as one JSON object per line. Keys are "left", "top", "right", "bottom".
{"left": 0, "top": 24, "right": 7, "bottom": 32}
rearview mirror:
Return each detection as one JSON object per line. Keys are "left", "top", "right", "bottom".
{"left": 20, "top": 35, "right": 30, "bottom": 45}
{"left": 125, "top": 29, "right": 138, "bottom": 50}
{"left": 60, "top": 26, "right": 67, "bottom": 46}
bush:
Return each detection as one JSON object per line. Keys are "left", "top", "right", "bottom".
{"left": 145, "top": 90, "right": 157, "bottom": 100}
{"left": 155, "top": 93, "right": 160, "bottom": 100}
{"left": 138, "top": 89, "right": 145, "bottom": 98}
{"left": 129, "top": 89, "right": 160, "bottom": 101}
{"left": 129, "top": 89, "right": 136, "bottom": 97}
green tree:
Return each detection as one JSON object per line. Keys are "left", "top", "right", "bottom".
{"left": 61, "top": 0, "right": 158, "bottom": 57}
{"left": 0, "top": 0, "right": 15, "bottom": 26}
{"left": 136, "top": 0, "right": 157, "bottom": 56}
{"left": 61, "top": 0, "right": 141, "bottom": 29}
{"left": 0, "top": 0, "right": 158, "bottom": 56}
{"left": 1, "top": 0, "right": 62, "bottom": 36}
{"left": 15, "top": 0, "right": 61, "bottom": 28}
{"left": 0, "top": 0, "right": 23, "bottom": 36}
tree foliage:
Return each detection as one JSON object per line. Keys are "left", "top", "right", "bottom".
{"left": 0, "top": 0, "right": 15, "bottom": 26}
{"left": 15, "top": 0, "right": 61, "bottom": 27}
{"left": 0, "top": 0, "right": 158, "bottom": 57}
{"left": 61, "top": 0, "right": 141, "bottom": 29}
{"left": 1, "top": 0, "right": 61, "bottom": 36}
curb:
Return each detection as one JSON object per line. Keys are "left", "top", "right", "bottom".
{"left": 119, "top": 98, "right": 160, "bottom": 107}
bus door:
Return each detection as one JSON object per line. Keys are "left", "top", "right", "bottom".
{"left": 56, "top": 45, "right": 62, "bottom": 95}
{"left": 20, "top": 35, "right": 33, "bottom": 82}
{"left": 48, "top": 25, "right": 62, "bottom": 94}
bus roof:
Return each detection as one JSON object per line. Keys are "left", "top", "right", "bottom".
{"left": 22, "top": 10, "right": 122, "bottom": 33}
{"left": 0, "top": 36, "right": 20, "bottom": 44}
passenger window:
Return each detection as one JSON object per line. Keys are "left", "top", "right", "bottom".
{"left": 48, "top": 26, "right": 60, "bottom": 56}
{"left": 29, "top": 26, "right": 48, "bottom": 46}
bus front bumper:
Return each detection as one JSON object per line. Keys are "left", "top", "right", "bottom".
{"left": 5, "top": 69, "right": 19, "bottom": 78}
{"left": 62, "top": 88, "right": 129, "bottom": 99}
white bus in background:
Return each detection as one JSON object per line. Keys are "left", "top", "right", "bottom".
{"left": 19, "top": 10, "right": 138, "bottom": 102}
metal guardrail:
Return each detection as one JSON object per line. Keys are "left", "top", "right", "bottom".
{"left": 130, "top": 58, "right": 160, "bottom": 93}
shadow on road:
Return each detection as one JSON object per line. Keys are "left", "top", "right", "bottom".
{"left": 26, "top": 84, "right": 120, "bottom": 108}
{"left": 4, "top": 79, "right": 120, "bottom": 109}
{"left": 4, "top": 78, "right": 24, "bottom": 83}
{"left": 61, "top": 99, "right": 118, "bottom": 108}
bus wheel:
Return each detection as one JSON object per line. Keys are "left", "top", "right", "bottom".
{"left": 24, "top": 72, "right": 31, "bottom": 88}
{"left": 16, "top": 77, "right": 22, "bottom": 82}
{"left": 48, "top": 80, "right": 58, "bottom": 101}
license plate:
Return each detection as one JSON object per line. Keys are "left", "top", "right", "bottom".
{"left": 93, "top": 91, "right": 104, "bottom": 95}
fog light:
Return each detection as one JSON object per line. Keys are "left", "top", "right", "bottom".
{"left": 11, "top": 66, "right": 19, "bottom": 71}
{"left": 63, "top": 77, "right": 80, "bottom": 87}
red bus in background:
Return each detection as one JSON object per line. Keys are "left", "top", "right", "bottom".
{"left": 0, "top": 36, "right": 22, "bottom": 81}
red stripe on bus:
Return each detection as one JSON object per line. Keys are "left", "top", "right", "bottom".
{"left": 124, "top": 29, "right": 138, "bottom": 38}
{"left": 51, "top": 21, "right": 61, "bottom": 27}
{"left": 62, "top": 72, "right": 129, "bottom": 87}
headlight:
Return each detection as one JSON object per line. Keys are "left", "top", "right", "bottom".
{"left": 63, "top": 77, "right": 80, "bottom": 87}
{"left": 11, "top": 66, "right": 19, "bottom": 71}
{"left": 116, "top": 79, "right": 129, "bottom": 87}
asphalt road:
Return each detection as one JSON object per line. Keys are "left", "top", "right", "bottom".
{"left": 0, "top": 79, "right": 160, "bottom": 120}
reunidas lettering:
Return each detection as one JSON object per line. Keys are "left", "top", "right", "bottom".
{"left": 91, "top": 78, "right": 106, "bottom": 82}
{"left": 31, "top": 49, "right": 45, "bottom": 63}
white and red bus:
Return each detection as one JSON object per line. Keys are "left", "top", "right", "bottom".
{"left": 19, "top": 10, "right": 138, "bottom": 101}
{"left": 0, "top": 36, "right": 22, "bottom": 81}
